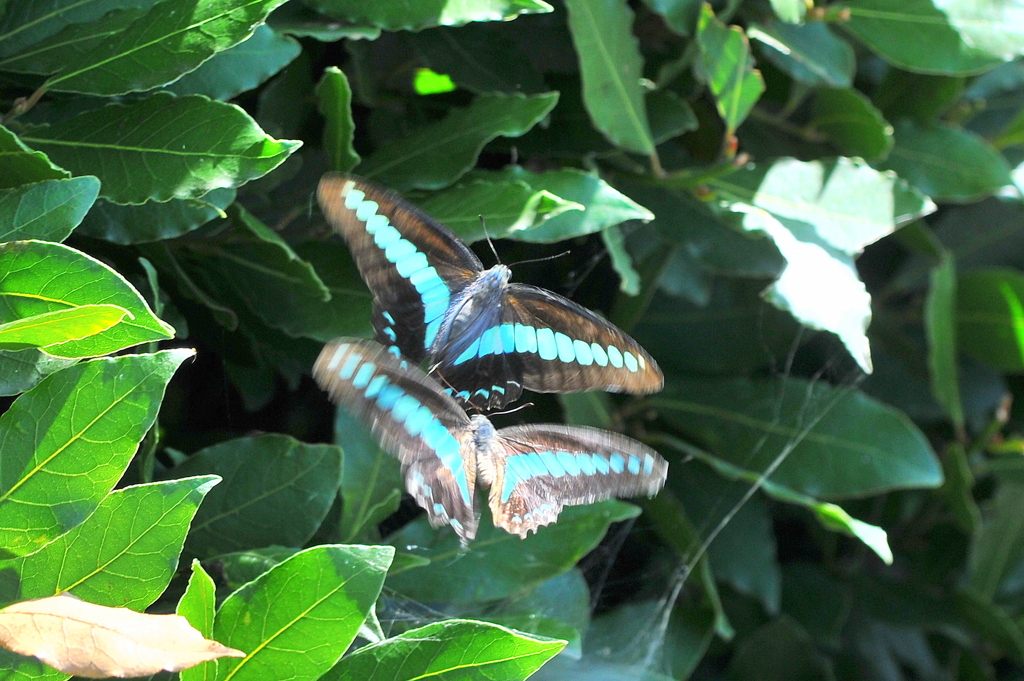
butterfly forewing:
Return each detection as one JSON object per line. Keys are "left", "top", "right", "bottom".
{"left": 313, "top": 339, "right": 479, "bottom": 541}
{"left": 484, "top": 424, "right": 668, "bottom": 538}
{"left": 318, "top": 174, "right": 482, "bottom": 361}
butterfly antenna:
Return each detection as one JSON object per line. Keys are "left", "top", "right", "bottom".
{"left": 491, "top": 401, "right": 535, "bottom": 418}
{"left": 479, "top": 214, "right": 502, "bottom": 265}
{"left": 507, "top": 250, "right": 571, "bottom": 268}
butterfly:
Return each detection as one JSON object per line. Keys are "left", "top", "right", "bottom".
{"left": 317, "top": 173, "right": 664, "bottom": 411}
{"left": 313, "top": 338, "right": 668, "bottom": 543}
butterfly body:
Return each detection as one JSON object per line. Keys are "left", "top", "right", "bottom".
{"left": 318, "top": 174, "right": 664, "bottom": 410}
{"left": 314, "top": 339, "right": 668, "bottom": 543}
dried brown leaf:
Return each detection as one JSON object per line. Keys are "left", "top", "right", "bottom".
{"left": 0, "top": 594, "right": 245, "bottom": 678}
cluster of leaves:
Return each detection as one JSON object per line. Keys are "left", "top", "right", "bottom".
{"left": 1, "top": 0, "right": 1024, "bottom": 679}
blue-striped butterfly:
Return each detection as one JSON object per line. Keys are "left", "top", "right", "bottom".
{"left": 313, "top": 338, "right": 668, "bottom": 543}
{"left": 317, "top": 174, "right": 664, "bottom": 411}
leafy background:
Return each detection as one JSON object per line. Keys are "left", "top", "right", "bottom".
{"left": 0, "top": 0, "right": 1023, "bottom": 679}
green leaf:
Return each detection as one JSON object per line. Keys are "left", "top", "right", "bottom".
{"left": 0, "top": 125, "right": 69, "bottom": 189}
{"left": 0, "top": 305, "right": 127, "bottom": 350}
{"left": 843, "top": 0, "right": 1007, "bottom": 75}
{"left": 422, "top": 167, "right": 647, "bottom": 245}
{"left": 358, "top": 92, "right": 559, "bottom": 191}
{"left": 696, "top": 5, "right": 765, "bottom": 135}
{"left": 749, "top": 21, "right": 854, "bottom": 88}
{"left": 303, "top": 0, "right": 552, "bottom": 31}
{"left": 0, "top": 0, "right": 161, "bottom": 59}
{"left": 316, "top": 66, "right": 360, "bottom": 173}
{"left": 969, "top": 478, "right": 1024, "bottom": 601}
{"left": 213, "top": 544, "right": 393, "bottom": 681}
{"left": 957, "top": 268, "right": 1024, "bottom": 371}
{"left": 0, "top": 177, "right": 99, "bottom": 242}
{"left": 564, "top": 0, "right": 653, "bottom": 155}
{"left": 2, "top": 476, "right": 218, "bottom": 609}
{"left": 0, "top": 349, "right": 192, "bottom": 557}
{"left": 178, "top": 560, "right": 217, "bottom": 681}
{"left": 165, "top": 24, "right": 300, "bottom": 100}
{"left": 334, "top": 408, "right": 402, "bottom": 544}
{"left": 770, "top": 0, "right": 806, "bottom": 23}
{"left": 925, "top": 254, "right": 963, "bottom": 429}
{"left": 811, "top": 88, "right": 894, "bottom": 161}
{"left": 0, "top": 349, "right": 76, "bottom": 397}
{"left": 409, "top": 23, "right": 547, "bottom": 95}
{"left": 28, "top": 0, "right": 292, "bottom": 95}
{"left": 169, "top": 434, "right": 342, "bottom": 558}
{"left": 650, "top": 377, "right": 942, "bottom": 497}
{"left": 0, "top": 241, "right": 174, "bottom": 357}
{"left": 488, "top": 568, "right": 591, "bottom": 658}
{"left": 20, "top": 93, "right": 300, "bottom": 204}
{"left": 76, "top": 188, "right": 236, "bottom": 245}
{"left": 638, "top": 0, "right": 701, "bottom": 36}
{"left": 386, "top": 501, "right": 640, "bottom": 603}
{"left": 321, "top": 619, "right": 565, "bottom": 681}
{"left": 602, "top": 224, "right": 640, "bottom": 295}
{"left": 214, "top": 546, "right": 302, "bottom": 590}
{"left": 879, "top": 121, "right": 1012, "bottom": 202}
{"left": 728, "top": 617, "right": 831, "bottom": 681}
{"left": 171, "top": 207, "right": 371, "bottom": 342}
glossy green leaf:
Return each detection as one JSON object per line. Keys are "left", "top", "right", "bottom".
{"left": 416, "top": 177, "right": 583, "bottom": 244}
{"left": 214, "top": 546, "right": 301, "bottom": 590}
{"left": 165, "top": 24, "right": 300, "bottom": 100}
{"left": 0, "top": 305, "right": 127, "bottom": 350}
{"left": 770, "top": 0, "right": 805, "bottom": 22}
{"left": 729, "top": 617, "right": 830, "bottom": 681}
{"left": 0, "top": 177, "right": 99, "bottom": 242}
{"left": 564, "top": 0, "right": 653, "bottom": 155}
{"left": 649, "top": 377, "right": 942, "bottom": 497}
{"left": 844, "top": 0, "right": 1008, "bottom": 75}
{"left": 0, "top": 125, "right": 69, "bottom": 190}
{"left": 213, "top": 544, "right": 394, "bottom": 681}
{"left": 488, "top": 568, "right": 591, "bottom": 659}
{"left": 696, "top": 5, "right": 765, "bottom": 134}
{"left": 386, "top": 501, "right": 640, "bottom": 603}
{"left": 969, "top": 478, "right": 1024, "bottom": 601}
{"left": 672, "top": 461, "right": 781, "bottom": 613}
{"left": 334, "top": 408, "right": 402, "bottom": 544}
{"left": 409, "top": 23, "right": 547, "bottom": 95}
{"left": 925, "top": 254, "right": 963, "bottom": 429}
{"left": 178, "top": 560, "right": 218, "bottom": 681}
{"left": 749, "top": 21, "right": 854, "bottom": 88}
{"left": 875, "top": 70, "right": 966, "bottom": 126}
{"left": 879, "top": 121, "right": 1012, "bottom": 202}
{"left": 172, "top": 207, "right": 371, "bottom": 342}
{"left": 423, "top": 167, "right": 648, "bottom": 244}
{"left": 0, "top": 240, "right": 174, "bottom": 357}
{"left": 322, "top": 619, "right": 565, "bottom": 681}
{"left": 170, "top": 434, "right": 342, "bottom": 558}
{"left": 0, "top": 349, "right": 192, "bottom": 557}
{"left": 0, "top": 349, "right": 76, "bottom": 397}
{"left": 1, "top": 477, "right": 218, "bottom": 609}
{"left": 76, "top": 188, "right": 236, "bottom": 245}
{"left": 602, "top": 224, "right": 640, "bottom": 295}
{"left": 316, "top": 66, "right": 360, "bottom": 173}
{"left": 714, "top": 157, "right": 933, "bottom": 254}
{"left": 358, "top": 92, "right": 558, "bottom": 191}
{"left": 24, "top": 0, "right": 292, "bottom": 95}
{"left": 303, "top": 0, "right": 552, "bottom": 30}
{"left": 20, "top": 93, "right": 300, "bottom": 204}
{"left": 0, "top": 0, "right": 161, "bottom": 59}
{"left": 811, "top": 88, "right": 894, "bottom": 161}
{"left": 957, "top": 268, "right": 1024, "bottom": 371}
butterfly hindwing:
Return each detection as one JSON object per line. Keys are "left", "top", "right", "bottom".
{"left": 484, "top": 424, "right": 668, "bottom": 538}
{"left": 313, "top": 339, "right": 479, "bottom": 541}
{"left": 318, "top": 174, "right": 481, "bottom": 360}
